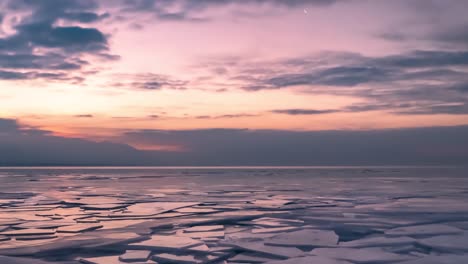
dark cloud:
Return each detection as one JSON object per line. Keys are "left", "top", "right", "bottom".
{"left": 6, "top": 0, "right": 101, "bottom": 23}
{"left": 259, "top": 66, "right": 390, "bottom": 89}
{"left": 395, "top": 103, "right": 468, "bottom": 115}
{"left": 342, "top": 103, "right": 387, "bottom": 113}
{"left": 269, "top": 103, "right": 413, "bottom": 116}
{"left": 195, "top": 114, "right": 258, "bottom": 119}
{"left": 0, "top": 118, "right": 152, "bottom": 166}
{"left": 240, "top": 50, "right": 468, "bottom": 90}
{"left": 271, "top": 109, "right": 338, "bottom": 115}
{"left": 0, "top": 118, "right": 20, "bottom": 133}
{"left": 350, "top": 83, "right": 468, "bottom": 115}
{"left": 65, "top": 11, "right": 110, "bottom": 23}
{"left": 3, "top": 0, "right": 108, "bottom": 53}
{"left": 0, "top": 118, "right": 50, "bottom": 136}
{"left": 112, "top": 73, "right": 188, "bottom": 90}
{"left": 0, "top": 69, "right": 83, "bottom": 82}
{"left": 345, "top": 103, "right": 412, "bottom": 113}
{"left": 119, "top": 126, "right": 468, "bottom": 166}
{"left": 204, "top": 50, "right": 468, "bottom": 115}
{"left": 0, "top": 0, "right": 115, "bottom": 81}
{"left": 2, "top": 118, "right": 468, "bottom": 165}
{"left": 375, "top": 50, "right": 468, "bottom": 68}
{"left": 450, "top": 84, "right": 468, "bottom": 93}
{"left": 0, "top": 53, "right": 83, "bottom": 70}
{"left": 74, "top": 114, "right": 94, "bottom": 118}
{"left": 156, "top": 12, "right": 208, "bottom": 22}
{"left": 0, "top": 70, "right": 28, "bottom": 80}
{"left": 13, "top": 22, "right": 107, "bottom": 52}
{"left": 270, "top": 102, "right": 468, "bottom": 117}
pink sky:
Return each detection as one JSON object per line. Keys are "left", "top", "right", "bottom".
{"left": 1, "top": 0, "right": 468, "bottom": 150}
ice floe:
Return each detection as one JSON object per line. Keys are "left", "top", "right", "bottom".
{"left": 385, "top": 224, "right": 463, "bottom": 237}
{"left": 417, "top": 232, "right": 468, "bottom": 253}
{"left": 128, "top": 235, "right": 204, "bottom": 251}
{"left": 0, "top": 167, "right": 467, "bottom": 263}
{"left": 265, "top": 229, "right": 339, "bottom": 248}
{"left": 118, "top": 250, "right": 152, "bottom": 262}
{"left": 311, "top": 247, "right": 415, "bottom": 263}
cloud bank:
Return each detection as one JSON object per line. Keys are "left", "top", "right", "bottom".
{"left": 2, "top": 118, "right": 467, "bottom": 166}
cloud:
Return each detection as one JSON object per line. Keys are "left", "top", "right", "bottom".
{"left": 270, "top": 101, "right": 468, "bottom": 116}
{"left": 395, "top": 103, "right": 468, "bottom": 115}
{"left": 111, "top": 73, "right": 188, "bottom": 90}
{"left": 0, "top": 70, "right": 28, "bottom": 80}
{"left": 375, "top": 50, "right": 468, "bottom": 68}
{"left": 376, "top": 1, "right": 468, "bottom": 48}
{"left": 0, "top": 118, "right": 50, "bottom": 136}
{"left": 239, "top": 50, "right": 468, "bottom": 90}
{"left": 271, "top": 109, "right": 338, "bottom": 115}
{"left": 451, "top": 84, "right": 468, "bottom": 93}
{"left": 0, "top": 69, "right": 83, "bottom": 82}
{"left": 380, "top": 27, "right": 468, "bottom": 48}
{"left": 0, "top": 118, "right": 19, "bottom": 133}
{"left": 259, "top": 66, "right": 390, "bottom": 89}
{"left": 430, "top": 26, "right": 468, "bottom": 47}
{"left": 121, "top": 0, "right": 337, "bottom": 21}
{"left": 195, "top": 114, "right": 258, "bottom": 119}
{"left": 102, "top": 49, "right": 468, "bottom": 115}
{"left": 2, "top": 0, "right": 109, "bottom": 53}
{"left": 2, "top": 118, "right": 468, "bottom": 165}
{"left": 119, "top": 126, "right": 468, "bottom": 165}
{"left": 65, "top": 11, "right": 110, "bottom": 23}
{"left": 122, "top": 0, "right": 337, "bottom": 11}
{"left": 0, "top": 118, "right": 154, "bottom": 166}
{"left": 74, "top": 114, "right": 94, "bottom": 118}
{"left": 14, "top": 23, "right": 108, "bottom": 52}
{"left": 0, "top": 54, "right": 83, "bottom": 70}
{"left": 196, "top": 50, "right": 468, "bottom": 115}
{"left": 6, "top": 0, "right": 107, "bottom": 24}
{"left": 0, "top": 0, "right": 115, "bottom": 82}
{"left": 269, "top": 104, "right": 408, "bottom": 116}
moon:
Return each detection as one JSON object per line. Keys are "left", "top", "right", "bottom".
{"left": 304, "top": 9, "right": 308, "bottom": 14}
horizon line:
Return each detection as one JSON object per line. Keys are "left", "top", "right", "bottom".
{"left": 0, "top": 165, "right": 462, "bottom": 170}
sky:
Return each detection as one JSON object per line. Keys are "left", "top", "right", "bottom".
{"left": 1, "top": 0, "right": 468, "bottom": 165}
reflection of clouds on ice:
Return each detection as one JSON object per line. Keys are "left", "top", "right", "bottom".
{"left": 0, "top": 167, "right": 467, "bottom": 263}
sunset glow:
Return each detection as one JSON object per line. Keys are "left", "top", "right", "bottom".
{"left": 1, "top": 0, "right": 468, "bottom": 162}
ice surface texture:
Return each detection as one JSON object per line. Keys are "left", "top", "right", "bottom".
{"left": 0, "top": 166, "right": 467, "bottom": 263}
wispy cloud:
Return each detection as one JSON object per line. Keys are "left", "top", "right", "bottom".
{"left": 74, "top": 114, "right": 94, "bottom": 118}
{"left": 271, "top": 109, "right": 339, "bottom": 115}
{"left": 271, "top": 102, "right": 468, "bottom": 116}
{"left": 120, "top": 0, "right": 337, "bottom": 21}
{"left": 194, "top": 114, "right": 258, "bottom": 119}
{"left": 191, "top": 50, "right": 468, "bottom": 115}
{"left": 110, "top": 73, "right": 188, "bottom": 90}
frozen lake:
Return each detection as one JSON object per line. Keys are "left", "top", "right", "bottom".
{"left": 0, "top": 167, "right": 467, "bottom": 263}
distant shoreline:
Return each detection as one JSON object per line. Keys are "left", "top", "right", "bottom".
{"left": 0, "top": 165, "right": 461, "bottom": 170}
